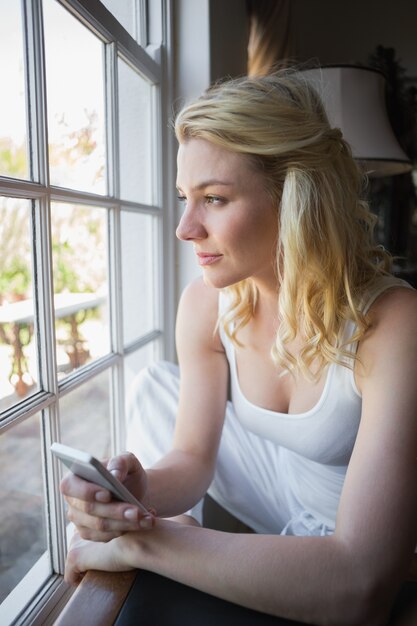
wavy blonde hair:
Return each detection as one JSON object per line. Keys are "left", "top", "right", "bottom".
{"left": 175, "top": 71, "right": 392, "bottom": 380}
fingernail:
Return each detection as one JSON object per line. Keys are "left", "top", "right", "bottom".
{"left": 95, "top": 491, "right": 110, "bottom": 502}
{"left": 110, "top": 468, "right": 122, "bottom": 480}
{"left": 124, "top": 508, "right": 138, "bottom": 521}
{"left": 139, "top": 516, "right": 154, "bottom": 530}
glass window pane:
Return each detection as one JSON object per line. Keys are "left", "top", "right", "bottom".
{"left": 118, "top": 58, "right": 153, "bottom": 203}
{"left": 121, "top": 210, "right": 155, "bottom": 345}
{"left": 0, "top": 198, "right": 40, "bottom": 412}
{"left": 0, "top": 414, "right": 50, "bottom": 605}
{"left": 51, "top": 203, "right": 110, "bottom": 378}
{"left": 101, "top": 0, "right": 137, "bottom": 39}
{"left": 44, "top": 0, "right": 106, "bottom": 194}
{"left": 60, "top": 369, "right": 112, "bottom": 459}
{"left": 0, "top": 2, "right": 29, "bottom": 179}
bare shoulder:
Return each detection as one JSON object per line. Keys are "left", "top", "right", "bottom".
{"left": 179, "top": 276, "right": 219, "bottom": 307}
{"left": 365, "top": 284, "right": 417, "bottom": 338}
{"left": 176, "top": 277, "right": 223, "bottom": 353}
{"left": 357, "top": 284, "right": 417, "bottom": 384}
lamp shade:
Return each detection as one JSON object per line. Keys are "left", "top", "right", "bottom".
{"left": 300, "top": 65, "right": 412, "bottom": 177}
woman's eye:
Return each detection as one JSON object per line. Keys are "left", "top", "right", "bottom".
{"left": 205, "top": 195, "right": 223, "bottom": 205}
{"left": 177, "top": 194, "right": 187, "bottom": 203}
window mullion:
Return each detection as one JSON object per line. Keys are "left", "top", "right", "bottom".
{"left": 105, "top": 42, "right": 119, "bottom": 199}
{"left": 159, "top": 0, "right": 176, "bottom": 361}
{"left": 109, "top": 208, "right": 125, "bottom": 454}
{"left": 136, "top": 0, "right": 148, "bottom": 48}
{"left": 33, "top": 198, "right": 57, "bottom": 397}
{"left": 23, "top": 0, "right": 50, "bottom": 187}
{"left": 0, "top": 177, "right": 47, "bottom": 198}
{"left": 33, "top": 190, "right": 69, "bottom": 578}
{"left": 151, "top": 85, "right": 164, "bottom": 355}
{"left": 105, "top": 41, "right": 125, "bottom": 453}
{"left": 25, "top": 0, "right": 57, "bottom": 396}
{"left": 25, "top": 0, "right": 68, "bottom": 577}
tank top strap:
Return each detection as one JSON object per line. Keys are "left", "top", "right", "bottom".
{"left": 359, "top": 275, "right": 413, "bottom": 314}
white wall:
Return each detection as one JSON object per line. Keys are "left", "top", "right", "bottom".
{"left": 173, "top": 0, "right": 210, "bottom": 306}
{"left": 173, "top": 0, "right": 248, "bottom": 306}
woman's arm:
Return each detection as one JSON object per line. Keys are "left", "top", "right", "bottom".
{"left": 61, "top": 278, "right": 229, "bottom": 537}
{"left": 66, "top": 287, "right": 417, "bottom": 626}
{"left": 142, "top": 276, "right": 229, "bottom": 517}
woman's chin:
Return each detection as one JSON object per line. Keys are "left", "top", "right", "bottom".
{"left": 201, "top": 273, "right": 231, "bottom": 290}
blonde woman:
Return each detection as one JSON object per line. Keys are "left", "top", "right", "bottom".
{"left": 62, "top": 72, "right": 417, "bottom": 626}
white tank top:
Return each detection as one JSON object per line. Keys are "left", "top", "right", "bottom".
{"left": 219, "top": 276, "right": 412, "bottom": 529}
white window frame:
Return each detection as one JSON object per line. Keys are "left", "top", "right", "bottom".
{"left": 0, "top": 1, "right": 175, "bottom": 624}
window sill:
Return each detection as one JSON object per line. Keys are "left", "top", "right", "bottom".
{"left": 52, "top": 570, "right": 136, "bottom": 626}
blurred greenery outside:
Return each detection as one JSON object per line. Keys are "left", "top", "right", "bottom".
{"left": 0, "top": 110, "right": 107, "bottom": 403}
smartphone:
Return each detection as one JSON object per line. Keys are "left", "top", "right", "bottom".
{"left": 51, "top": 442, "right": 149, "bottom": 514}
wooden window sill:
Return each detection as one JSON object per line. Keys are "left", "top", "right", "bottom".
{"left": 53, "top": 570, "right": 137, "bottom": 626}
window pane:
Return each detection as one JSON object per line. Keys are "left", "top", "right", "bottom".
{"left": 121, "top": 210, "right": 155, "bottom": 345}
{"left": 51, "top": 203, "right": 110, "bottom": 377}
{"left": 101, "top": 0, "right": 137, "bottom": 39}
{"left": 0, "top": 2, "right": 29, "bottom": 179}
{"left": 0, "top": 198, "right": 40, "bottom": 412}
{"left": 44, "top": 0, "right": 106, "bottom": 194}
{"left": 0, "top": 413, "right": 50, "bottom": 604}
{"left": 118, "top": 58, "right": 153, "bottom": 203}
{"left": 60, "top": 369, "right": 112, "bottom": 460}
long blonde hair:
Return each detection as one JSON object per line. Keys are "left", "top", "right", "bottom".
{"left": 175, "top": 71, "right": 391, "bottom": 379}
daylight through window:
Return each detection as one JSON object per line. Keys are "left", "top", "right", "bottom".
{"left": 0, "top": 1, "right": 166, "bottom": 623}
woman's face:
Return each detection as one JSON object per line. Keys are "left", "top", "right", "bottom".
{"left": 176, "top": 138, "right": 279, "bottom": 291}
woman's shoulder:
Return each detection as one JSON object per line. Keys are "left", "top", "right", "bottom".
{"left": 360, "top": 275, "right": 414, "bottom": 313}
{"left": 355, "top": 280, "right": 417, "bottom": 391}
{"left": 179, "top": 276, "right": 220, "bottom": 310}
{"left": 365, "top": 278, "right": 417, "bottom": 326}
{"left": 358, "top": 280, "right": 417, "bottom": 363}
{"left": 176, "top": 277, "right": 223, "bottom": 350}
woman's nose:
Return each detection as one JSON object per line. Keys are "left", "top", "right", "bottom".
{"left": 176, "top": 206, "right": 207, "bottom": 241}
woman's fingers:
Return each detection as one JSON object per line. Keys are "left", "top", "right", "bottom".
{"left": 65, "top": 494, "right": 132, "bottom": 519}
{"left": 64, "top": 497, "right": 155, "bottom": 541}
{"left": 106, "top": 451, "right": 142, "bottom": 481}
{"left": 106, "top": 452, "right": 149, "bottom": 503}
{"left": 60, "top": 471, "right": 112, "bottom": 503}
{"left": 59, "top": 451, "right": 152, "bottom": 542}
{"left": 60, "top": 452, "right": 148, "bottom": 506}
{"left": 74, "top": 524, "right": 124, "bottom": 543}
{"left": 66, "top": 498, "right": 147, "bottom": 528}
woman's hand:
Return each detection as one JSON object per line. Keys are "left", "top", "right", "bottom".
{"left": 60, "top": 452, "right": 155, "bottom": 542}
{"left": 65, "top": 515, "right": 201, "bottom": 585}
{"left": 64, "top": 530, "right": 135, "bottom": 585}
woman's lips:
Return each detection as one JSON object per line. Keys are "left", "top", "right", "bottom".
{"left": 196, "top": 252, "right": 223, "bottom": 266}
